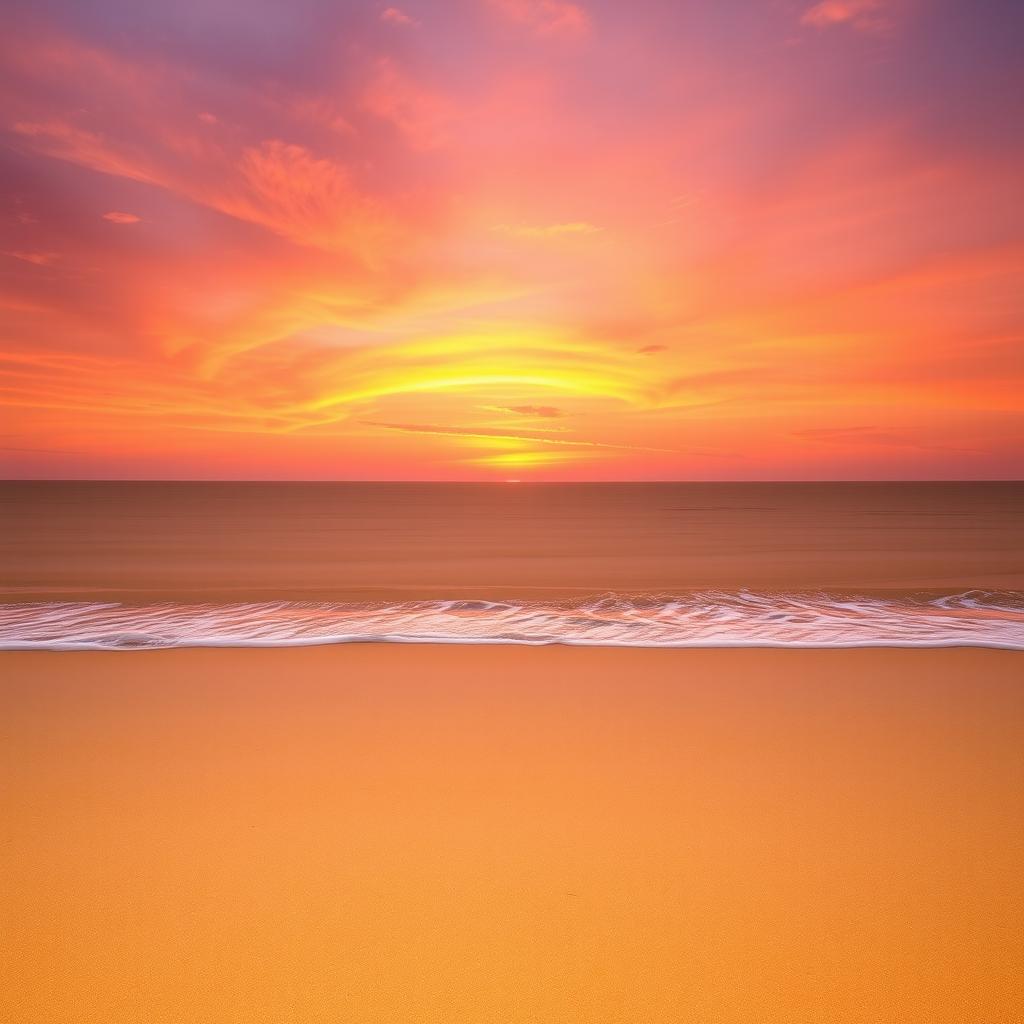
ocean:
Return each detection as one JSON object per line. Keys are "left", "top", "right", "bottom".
{"left": 2, "top": 481, "right": 1022, "bottom": 649}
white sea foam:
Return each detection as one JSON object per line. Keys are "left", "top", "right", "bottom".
{"left": 1, "top": 591, "right": 1023, "bottom": 650}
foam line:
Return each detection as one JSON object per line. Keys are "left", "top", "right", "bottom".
{"left": 2, "top": 591, "right": 1022, "bottom": 651}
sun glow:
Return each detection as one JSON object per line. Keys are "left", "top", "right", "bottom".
{"left": 476, "top": 450, "right": 582, "bottom": 469}
{"left": 306, "top": 369, "right": 637, "bottom": 411}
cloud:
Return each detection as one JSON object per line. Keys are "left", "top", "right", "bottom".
{"left": 11, "top": 119, "right": 162, "bottom": 187}
{"left": 800, "top": 0, "right": 891, "bottom": 32}
{"left": 363, "top": 420, "right": 673, "bottom": 452}
{"left": 3, "top": 251, "right": 59, "bottom": 266}
{"left": 225, "top": 140, "right": 398, "bottom": 257}
{"left": 487, "top": 0, "right": 591, "bottom": 38}
{"left": 2, "top": 2, "right": 1021, "bottom": 480}
{"left": 490, "top": 404, "right": 564, "bottom": 417}
{"left": 381, "top": 7, "right": 418, "bottom": 27}
{"left": 495, "top": 221, "right": 600, "bottom": 238}
{"left": 6, "top": 39, "right": 446, "bottom": 260}
{"left": 102, "top": 211, "right": 141, "bottom": 224}
{"left": 12, "top": 118, "right": 409, "bottom": 261}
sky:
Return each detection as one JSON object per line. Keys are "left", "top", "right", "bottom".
{"left": 1, "top": 0, "right": 1022, "bottom": 480}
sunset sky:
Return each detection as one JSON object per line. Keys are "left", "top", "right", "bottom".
{"left": 2, "top": 0, "right": 1022, "bottom": 479}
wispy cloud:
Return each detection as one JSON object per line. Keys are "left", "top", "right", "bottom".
{"left": 800, "top": 0, "right": 892, "bottom": 32}
{"left": 3, "top": 251, "right": 59, "bottom": 266}
{"left": 486, "top": 404, "right": 564, "bottom": 417}
{"left": 487, "top": 0, "right": 591, "bottom": 38}
{"left": 362, "top": 420, "right": 673, "bottom": 452}
{"left": 10, "top": 122, "right": 401, "bottom": 260}
{"left": 381, "top": 7, "right": 418, "bottom": 28}
{"left": 102, "top": 211, "right": 140, "bottom": 224}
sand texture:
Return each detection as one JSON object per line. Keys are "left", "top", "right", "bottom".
{"left": 2, "top": 645, "right": 1023, "bottom": 1023}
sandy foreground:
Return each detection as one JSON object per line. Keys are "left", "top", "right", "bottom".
{"left": 2, "top": 645, "right": 1022, "bottom": 1023}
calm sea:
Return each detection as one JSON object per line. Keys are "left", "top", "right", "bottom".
{"left": 2, "top": 481, "right": 1022, "bottom": 649}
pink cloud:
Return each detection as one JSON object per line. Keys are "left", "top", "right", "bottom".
{"left": 12, "top": 120, "right": 162, "bottom": 186}
{"left": 381, "top": 7, "right": 418, "bottom": 27}
{"left": 2, "top": 3, "right": 1021, "bottom": 480}
{"left": 487, "top": 0, "right": 591, "bottom": 38}
{"left": 800, "top": 0, "right": 891, "bottom": 32}
{"left": 12, "top": 122, "right": 382, "bottom": 258}
{"left": 3, "top": 251, "right": 59, "bottom": 266}
{"left": 230, "top": 141, "right": 383, "bottom": 250}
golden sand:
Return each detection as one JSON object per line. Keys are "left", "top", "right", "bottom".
{"left": 3, "top": 646, "right": 1023, "bottom": 1022}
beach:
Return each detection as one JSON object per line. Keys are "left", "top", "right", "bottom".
{"left": 3, "top": 644, "right": 1022, "bottom": 1023}
{"left": 5, "top": 0, "right": 1023, "bottom": 1019}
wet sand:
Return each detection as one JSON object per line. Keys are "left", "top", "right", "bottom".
{"left": 2, "top": 645, "right": 1022, "bottom": 1023}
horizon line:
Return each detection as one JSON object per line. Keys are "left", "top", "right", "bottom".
{"left": 2, "top": 478, "right": 1022, "bottom": 486}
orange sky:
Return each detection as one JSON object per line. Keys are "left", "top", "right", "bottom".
{"left": 1, "top": 0, "right": 1022, "bottom": 479}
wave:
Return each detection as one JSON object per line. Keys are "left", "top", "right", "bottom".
{"left": 1, "top": 591, "right": 1023, "bottom": 651}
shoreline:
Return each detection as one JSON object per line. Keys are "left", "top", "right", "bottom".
{"left": 3, "top": 588, "right": 1022, "bottom": 651}
{"left": 5, "top": 580, "right": 1024, "bottom": 604}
